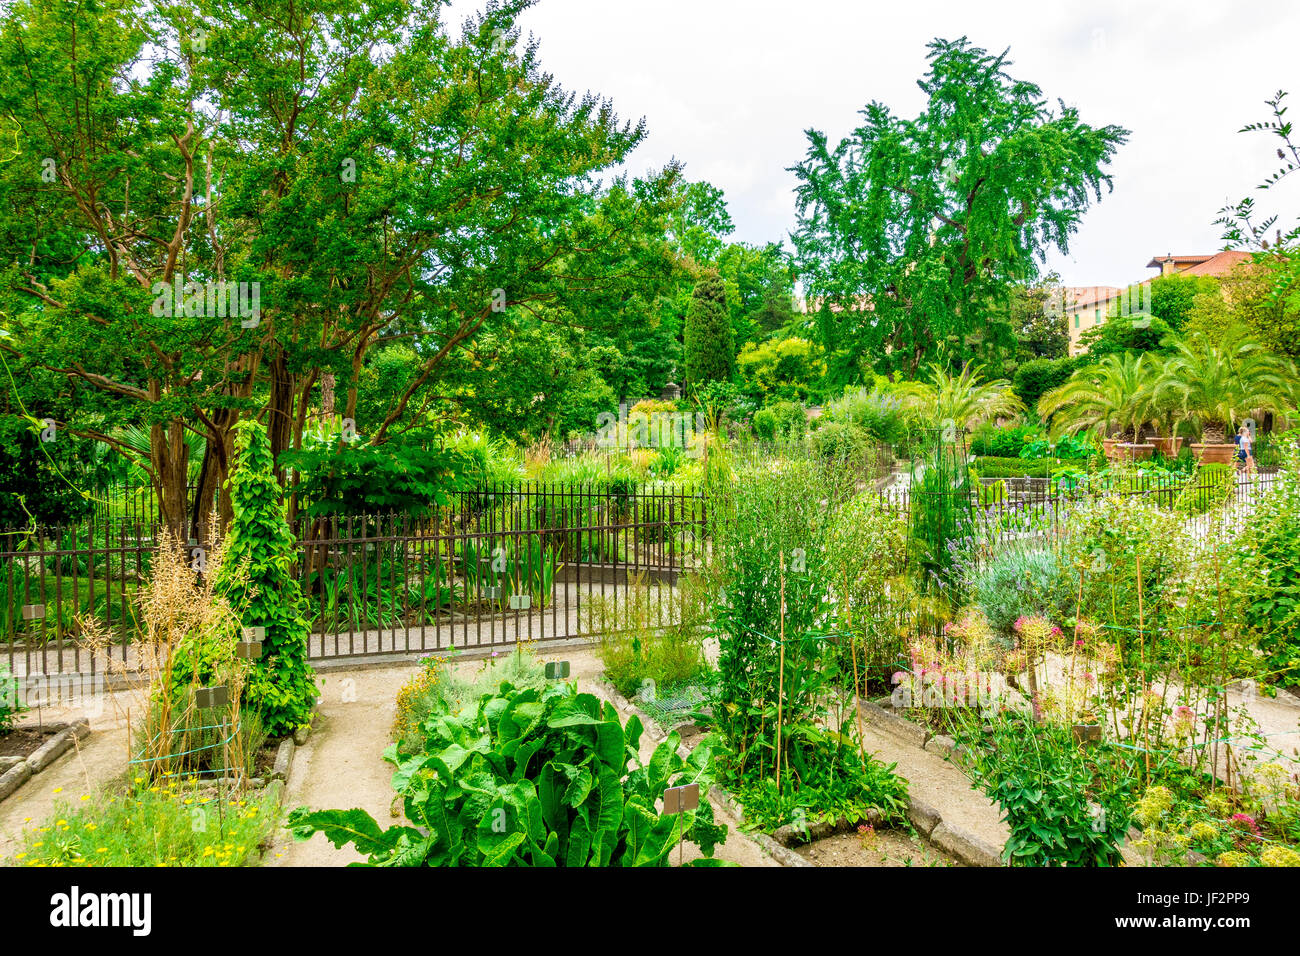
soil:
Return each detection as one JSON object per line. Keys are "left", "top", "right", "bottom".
{"left": 795, "top": 828, "right": 961, "bottom": 867}
{"left": 0, "top": 727, "right": 60, "bottom": 760}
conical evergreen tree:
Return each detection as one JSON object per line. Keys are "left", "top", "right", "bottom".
{"left": 684, "top": 268, "right": 734, "bottom": 389}
{"left": 217, "top": 420, "right": 318, "bottom": 737}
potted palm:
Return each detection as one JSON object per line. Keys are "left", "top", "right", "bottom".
{"left": 1151, "top": 329, "right": 1295, "bottom": 466}
{"left": 1038, "top": 353, "right": 1147, "bottom": 460}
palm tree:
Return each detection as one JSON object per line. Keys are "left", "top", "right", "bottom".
{"left": 897, "top": 362, "right": 1024, "bottom": 436}
{"left": 1150, "top": 328, "right": 1296, "bottom": 444}
{"left": 1038, "top": 352, "right": 1147, "bottom": 441}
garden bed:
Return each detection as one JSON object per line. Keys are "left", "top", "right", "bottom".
{"left": 0, "top": 726, "right": 61, "bottom": 761}
{"left": 794, "top": 828, "right": 960, "bottom": 866}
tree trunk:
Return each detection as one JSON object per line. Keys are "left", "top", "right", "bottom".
{"left": 267, "top": 352, "right": 295, "bottom": 488}
{"left": 1202, "top": 421, "right": 1228, "bottom": 444}
{"left": 151, "top": 418, "right": 190, "bottom": 540}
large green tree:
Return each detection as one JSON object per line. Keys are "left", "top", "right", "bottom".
{"left": 791, "top": 37, "right": 1127, "bottom": 381}
{"left": 0, "top": 0, "right": 679, "bottom": 535}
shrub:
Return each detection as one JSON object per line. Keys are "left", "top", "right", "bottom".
{"left": 968, "top": 422, "right": 1043, "bottom": 458}
{"left": 751, "top": 400, "right": 806, "bottom": 441}
{"left": 970, "top": 549, "right": 1073, "bottom": 635}
{"left": 218, "top": 421, "right": 318, "bottom": 737}
{"left": 811, "top": 420, "right": 871, "bottom": 461}
{"left": 289, "top": 681, "right": 730, "bottom": 866}
{"left": 971, "top": 456, "right": 1089, "bottom": 478}
{"left": 588, "top": 575, "right": 711, "bottom": 702}
{"left": 1013, "top": 356, "right": 1081, "bottom": 411}
{"left": 827, "top": 385, "right": 913, "bottom": 446}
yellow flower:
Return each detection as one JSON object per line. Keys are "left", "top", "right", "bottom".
{"left": 1260, "top": 846, "right": 1300, "bottom": 867}
{"left": 97, "top": 848, "right": 108, "bottom": 854}
{"left": 79, "top": 794, "right": 90, "bottom": 802}
{"left": 52, "top": 787, "right": 62, "bottom": 794}
{"left": 56, "top": 820, "right": 67, "bottom": 827}
{"left": 15, "top": 853, "right": 26, "bottom": 860}
{"left": 1216, "top": 851, "right": 1250, "bottom": 868}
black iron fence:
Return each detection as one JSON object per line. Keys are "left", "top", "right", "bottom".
{"left": 1, "top": 483, "right": 706, "bottom": 683}
{"left": 1, "top": 469, "right": 1280, "bottom": 689}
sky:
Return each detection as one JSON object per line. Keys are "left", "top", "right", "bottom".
{"left": 445, "top": 0, "right": 1300, "bottom": 289}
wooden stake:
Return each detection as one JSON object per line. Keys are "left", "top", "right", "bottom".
{"left": 776, "top": 551, "right": 786, "bottom": 792}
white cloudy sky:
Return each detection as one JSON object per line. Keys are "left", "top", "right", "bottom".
{"left": 445, "top": 0, "right": 1300, "bottom": 288}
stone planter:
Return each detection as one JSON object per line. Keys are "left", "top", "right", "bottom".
{"left": 1148, "top": 437, "right": 1184, "bottom": 458}
{"left": 1191, "top": 443, "right": 1236, "bottom": 465}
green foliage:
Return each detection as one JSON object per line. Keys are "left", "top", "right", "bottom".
{"left": 810, "top": 421, "right": 872, "bottom": 461}
{"left": 1150, "top": 328, "right": 1296, "bottom": 443}
{"left": 735, "top": 336, "right": 823, "bottom": 403}
{"left": 1231, "top": 436, "right": 1300, "bottom": 684}
{"left": 705, "top": 459, "right": 908, "bottom": 830}
{"left": 970, "top": 549, "right": 1072, "bottom": 635}
{"left": 283, "top": 428, "right": 470, "bottom": 519}
{"left": 12, "top": 777, "right": 281, "bottom": 867}
{"left": 0, "top": 416, "right": 96, "bottom": 528}
{"left": 826, "top": 383, "right": 914, "bottom": 446}
{"left": 684, "top": 269, "right": 734, "bottom": 390}
{"left": 1012, "top": 356, "right": 1082, "bottom": 411}
{"left": 0, "top": 659, "right": 26, "bottom": 733}
{"left": 217, "top": 421, "right": 318, "bottom": 737}
{"left": 792, "top": 36, "right": 1126, "bottom": 376}
{"left": 1039, "top": 352, "right": 1149, "bottom": 441}
{"left": 910, "top": 444, "right": 976, "bottom": 597}
{"left": 751, "top": 400, "right": 807, "bottom": 441}
{"left": 955, "top": 711, "right": 1132, "bottom": 866}
{"left": 589, "top": 576, "right": 711, "bottom": 702}
{"left": 968, "top": 422, "right": 1043, "bottom": 458}
{"left": 897, "top": 363, "right": 1025, "bottom": 435}
{"left": 970, "top": 456, "right": 1088, "bottom": 478}
{"left": 1172, "top": 463, "right": 1236, "bottom": 516}
{"left": 288, "top": 681, "right": 729, "bottom": 866}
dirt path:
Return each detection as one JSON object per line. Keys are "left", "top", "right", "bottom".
{"left": 0, "top": 694, "right": 132, "bottom": 862}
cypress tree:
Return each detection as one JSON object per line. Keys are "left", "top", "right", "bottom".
{"left": 684, "top": 268, "right": 734, "bottom": 389}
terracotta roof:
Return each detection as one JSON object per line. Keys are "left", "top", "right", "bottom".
{"left": 1146, "top": 254, "right": 1214, "bottom": 268}
{"left": 1175, "top": 250, "right": 1252, "bottom": 277}
{"left": 1063, "top": 286, "right": 1123, "bottom": 309}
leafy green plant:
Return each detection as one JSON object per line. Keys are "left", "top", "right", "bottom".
{"left": 217, "top": 421, "right": 318, "bottom": 737}
{"left": 954, "top": 710, "right": 1132, "bottom": 866}
{"left": 0, "top": 659, "right": 26, "bottom": 733}
{"left": 289, "top": 681, "right": 730, "bottom": 866}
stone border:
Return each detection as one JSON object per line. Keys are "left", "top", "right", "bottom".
{"left": 0, "top": 719, "right": 92, "bottom": 805}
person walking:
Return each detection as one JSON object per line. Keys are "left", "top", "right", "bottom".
{"left": 1237, "top": 423, "right": 1256, "bottom": 475}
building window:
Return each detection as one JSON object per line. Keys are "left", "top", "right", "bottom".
{"left": 1095, "top": 306, "right": 1101, "bottom": 324}
{"left": 1074, "top": 312, "right": 1079, "bottom": 328}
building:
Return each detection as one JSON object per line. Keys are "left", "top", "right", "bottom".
{"left": 1064, "top": 251, "right": 1252, "bottom": 356}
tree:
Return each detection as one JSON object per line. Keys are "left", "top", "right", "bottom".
{"left": 897, "top": 362, "right": 1024, "bottom": 435}
{"left": 0, "top": 0, "right": 680, "bottom": 537}
{"left": 1149, "top": 329, "right": 1296, "bottom": 444}
{"left": 791, "top": 37, "right": 1127, "bottom": 378}
{"left": 1038, "top": 353, "right": 1148, "bottom": 441}
{"left": 216, "top": 420, "right": 318, "bottom": 737}
{"left": 1012, "top": 356, "right": 1081, "bottom": 412}
{"left": 684, "top": 269, "right": 733, "bottom": 390}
